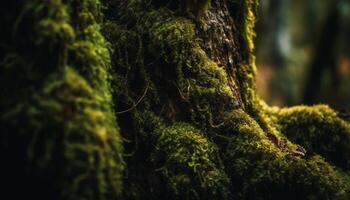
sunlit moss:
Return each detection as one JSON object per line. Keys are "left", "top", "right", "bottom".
{"left": 222, "top": 109, "right": 349, "bottom": 200}
{"left": 269, "top": 105, "right": 350, "bottom": 170}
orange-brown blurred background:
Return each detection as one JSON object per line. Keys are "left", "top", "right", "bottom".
{"left": 255, "top": 0, "right": 350, "bottom": 111}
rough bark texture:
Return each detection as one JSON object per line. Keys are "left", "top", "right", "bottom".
{"left": 1, "top": 0, "right": 350, "bottom": 200}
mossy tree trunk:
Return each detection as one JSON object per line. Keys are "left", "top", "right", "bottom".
{"left": 1, "top": 0, "right": 350, "bottom": 199}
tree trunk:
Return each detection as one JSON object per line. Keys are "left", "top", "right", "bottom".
{"left": 303, "top": 0, "right": 341, "bottom": 105}
{"left": 1, "top": 0, "right": 350, "bottom": 199}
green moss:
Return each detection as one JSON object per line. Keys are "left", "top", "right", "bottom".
{"left": 228, "top": 0, "right": 258, "bottom": 62}
{"left": 149, "top": 16, "right": 196, "bottom": 67}
{"left": 35, "top": 19, "right": 75, "bottom": 45}
{"left": 225, "top": 0, "right": 259, "bottom": 116}
{"left": 103, "top": 7, "right": 239, "bottom": 197}
{"left": 152, "top": 123, "right": 230, "bottom": 198}
{"left": 2, "top": 0, "right": 346, "bottom": 199}
{"left": 0, "top": 0, "right": 124, "bottom": 199}
{"left": 186, "top": 47, "right": 237, "bottom": 129}
{"left": 104, "top": 1, "right": 350, "bottom": 199}
{"left": 34, "top": 17, "right": 75, "bottom": 68}
{"left": 270, "top": 105, "right": 350, "bottom": 170}
{"left": 227, "top": 0, "right": 292, "bottom": 155}
{"left": 69, "top": 38, "right": 110, "bottom": 96}
{"left": 68, "top": 0, "right": 113, "bottom": 101}
{"left": 222, "top": 109, "right": 349, "bottom": 200}
{"left": 0, "top": 68, "right": 124, "bottom": 199}
{"left": 236, "top": 0, "right": 260, "bottom": 115}
{"left": 146, "top": 14, "right": 238, "bottom": 128}
{"left": 101, "top": 1, "right": 350, "bottom": 199}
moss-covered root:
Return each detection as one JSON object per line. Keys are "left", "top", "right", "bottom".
{"left": 270, "top": 105, "right": 350, "bottom": 170}
{"left": 152, "top": 123, "right": 231, "bottom": 199}
{"left": 0, "top": 68, "right": 124, "bottom": 200}
{"left": 222, "top": 109, "right": 349, "bottom": 200}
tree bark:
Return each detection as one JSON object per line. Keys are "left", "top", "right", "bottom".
{"left": 1, "top": 0, "right": 350, "bottom": 199}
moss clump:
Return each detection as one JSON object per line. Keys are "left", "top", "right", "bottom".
{"left": 69, "top": 5, "right": 112, "bottom": 98}
{"left": 146, "top": 14, "right": 238, "bottom": 127}
{"left": 149, "top": 16, "right": 196, "bottom": 76}
{"left": 0, "top": 68, "right": 123, "bottom": 200}
{"left": 270, "top": 105, "right": 350, "bottom": 170}
{"left": 185, "top": 47, "right": 237, "bottom": 129}
{"left": 0, "top": 0, "right": 124, "bottom": 199}
{"left": 152, "top": 123, "right": 230, "bottom": 199}
{"left": 222, "top": 110, "right": 349, "bottom": 200}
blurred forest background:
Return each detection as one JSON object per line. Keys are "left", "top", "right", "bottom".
{"left": 255, "top": 0, "right": 350, "bottom": 111}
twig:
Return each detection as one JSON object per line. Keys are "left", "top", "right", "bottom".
{"left": 116, "top": 83, "right": 149, "bottom": 114}
{"left": 174, "top": 81, "right": 189, "bottom": 101}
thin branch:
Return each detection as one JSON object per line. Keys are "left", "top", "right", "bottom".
{"left": 116, "top": 83, "right": 149, "bottom": 114}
